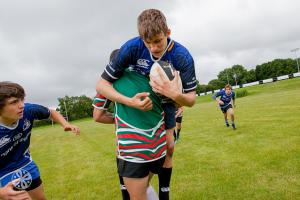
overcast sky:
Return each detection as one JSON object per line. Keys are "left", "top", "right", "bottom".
{"left": 1, "top": 0, "right": 299, "bottom": 107}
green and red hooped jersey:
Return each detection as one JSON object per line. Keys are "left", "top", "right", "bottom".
{"left": 93, "top": 70, "right": 166, "bottom": 163}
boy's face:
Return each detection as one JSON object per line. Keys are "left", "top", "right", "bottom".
{"left": 0, "top": 97, "right": 24, "bottom": 123}
{"left": 225, "top": 88, "right": 232, "bottom": 95}
{"left": 143, "top": 30, "right": 170, "bottom": 58}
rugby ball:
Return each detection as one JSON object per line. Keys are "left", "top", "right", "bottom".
{"left": 149, "top": 61, "right": 183, "bottom": 93}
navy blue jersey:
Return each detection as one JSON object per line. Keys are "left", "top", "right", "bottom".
{"left": 213, "top": 90, "right": 235, "bottom": 108}
{"left": 0, "top": 103, "right": 50, "bottom": 177}
{"left": 101, "top": 37, "right": 197, "bottom": 93}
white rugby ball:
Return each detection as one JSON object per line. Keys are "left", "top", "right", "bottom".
{"left": 149, "top": 61, "right": 183, "bottom": 93}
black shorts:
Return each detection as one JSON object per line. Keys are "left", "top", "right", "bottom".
{"left": 26, "top": 177, "right": 42, "bottom": 191}
{"left": 220, "top": 104, "right": 233, "bottom": 113}
{"left": 176, "top": 116, "right": 183, "bottom": 123}
{"left": 117, "top": 157, "right": 165, "bottom": 178}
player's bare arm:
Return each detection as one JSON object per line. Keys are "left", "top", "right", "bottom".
{"left": 97, "top": 78, "right": 153, "bottom": 111}
{"left": 50, "top": 110, "right": 80, "bottom": 135}
{"left": 93, "top": 109, "right": 114, "bottom": 124}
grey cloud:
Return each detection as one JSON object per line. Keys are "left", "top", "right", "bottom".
{"left": 0, "top": 0, "right": 299, "bottom": 106}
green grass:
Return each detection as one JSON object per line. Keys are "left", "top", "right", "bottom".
{"left": 31, "top": 78, "right": 300, "bottom": 199}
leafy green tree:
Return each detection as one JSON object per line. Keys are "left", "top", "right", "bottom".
{"left": 57, "top": 95, "right": 93, "bottom": 121}
{"left": 208, "top": 79, "right": 223, "bottom": 90}
{"left": 255, "top": 58, "right": 298, "bottom": 80}
{"left": 245, "top": 69, "right": 256, "bottom": 83}
{"left": 217, "top": 68, "right": 230, "bottom": 86}
{"left": 231, "top": 65, "right": 248, "bottom": 84}
{"left": 217, "top": 65, "right": 249, "bottom": 86}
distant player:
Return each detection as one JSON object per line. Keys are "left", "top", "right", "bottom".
{"left": 212, "top": 84, "right": 236, "bottom": 130}
{"left": 174, "top": 106, "right": 184, "bottom": 142}
{"left": 0, "top": 81, "right": 80, "bottom": 200}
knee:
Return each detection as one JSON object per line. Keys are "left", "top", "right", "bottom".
{"left": 228, "top": 108, "right": 234, "bottom": 115}
{"left": 166, "top": 143, "right": 174, "bottom": 157}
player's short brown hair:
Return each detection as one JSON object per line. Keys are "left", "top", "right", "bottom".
{"left": 225, "top": 84, "right": 232, "bottom": 90}
{"left": 137, "top": 9, "right": 169, "bottom": 40}
{"left": 0, "top": 81, "right": 25, "bottom": 111}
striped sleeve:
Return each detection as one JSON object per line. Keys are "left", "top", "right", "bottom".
{"left": 92, "top": 93, "right": 112, "bottom": 110}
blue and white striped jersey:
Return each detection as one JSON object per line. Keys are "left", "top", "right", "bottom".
{"left": 101, "top": 37, "right": 197, "bottom": 93}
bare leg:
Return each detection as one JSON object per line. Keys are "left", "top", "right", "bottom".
{"left": 223, "top": 112, "right": 227, "bottom": 121}
{"left": 176, "top": 122, "right": 181, "bottom": 130}
{"left": 163, "top": 129, "right": 175, "bottom": 168}
{"left": 227, "top": 108, "right": 234, "bottom": 123}
{"left": 123, "top": 176, "right": 148, "bottom": 200}
{"left": 227, "top": 108, "right": 236, "bottom": 129}
{"left": 223, "top": 112, "right": 229, "bottom": 127}
{"left": 28, "top": 184, "right": 46, "bottom": 200}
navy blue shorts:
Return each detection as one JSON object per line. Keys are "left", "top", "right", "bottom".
{"left": 162, "top": 103, "right": 176, "bottom": 129}
{"left": 220, "top": 104, "right": 233, "bottom": 113}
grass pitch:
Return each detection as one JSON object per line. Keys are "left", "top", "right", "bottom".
{"left": 31, "top": 78, "right": 300, "bottom": 199}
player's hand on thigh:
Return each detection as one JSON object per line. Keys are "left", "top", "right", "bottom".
{"left": 131, "top": 92, "right": 153, "bottom": 111}
{"left": 0, "top": 180, "right": 32, "bottom": 200}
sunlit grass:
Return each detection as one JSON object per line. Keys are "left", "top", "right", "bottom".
{"left": 31, "top": 78, "right": 300, "bottom": 199}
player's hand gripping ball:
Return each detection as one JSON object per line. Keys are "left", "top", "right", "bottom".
{"left": 149, "top": 61, "right": 182, "bottom": 94}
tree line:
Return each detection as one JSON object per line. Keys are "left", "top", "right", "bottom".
{"left": 196, "top": 58, "right": 299, "bottom": 94}
{"left": 34, "top": 95, "right": 93, "bottom": 126}
{"left": 34, "top": 57, "right": 299, "bottom": 125}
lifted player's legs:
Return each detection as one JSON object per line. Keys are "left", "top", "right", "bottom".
{"left": 123, "top": 176, "right": 148, "bottom": 200}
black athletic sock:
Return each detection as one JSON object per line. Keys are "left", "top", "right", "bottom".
{"left": 119, "top": 175, "right": 130, "bottom": 200}
{"left": 116, "top": 158, "right": 130, "bottom": 200}
{"left": 173, "top": 130, "right": 177, "bottom": 141}
{"left": 177, "top": 129, "right": 181, "bottom": 140}
{"left": 158, "top": 167, "right": 172, "bottom": 200}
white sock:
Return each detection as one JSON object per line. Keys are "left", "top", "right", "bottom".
{"left": 147, "top": 185, "right": 159, "bottom": 200}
